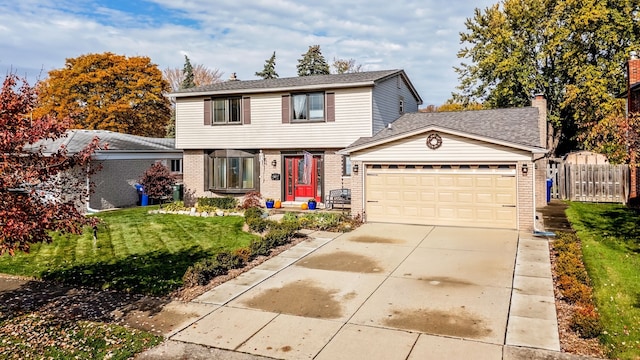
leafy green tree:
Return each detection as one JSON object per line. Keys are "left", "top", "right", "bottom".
{"left": 255, "top": 51, "right": 279, "bottom": 79}
{"left": 181, "top": 55, "right": 195, "bottom": 89}
{"left": 297, "top": 45, "right": 330, "bottom": 76}
{"left": 35, "top": 52, "right": 171, "bottom": 137}
{"left": 454, "top": 0, "right": 640, "bottom": 155}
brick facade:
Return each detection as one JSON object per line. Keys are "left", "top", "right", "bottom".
{"left": 518, "top": 161, "right": 534, "bottom": 231}
{"left": 350, "top": 160, "right": 364, "bottom": 220}
{"left": 182, "top": 150, "right": 206, "bottom": 206}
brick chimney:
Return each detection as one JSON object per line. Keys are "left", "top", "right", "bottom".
{"left": 531, "top": 94, "right": 547, "bottom": 149}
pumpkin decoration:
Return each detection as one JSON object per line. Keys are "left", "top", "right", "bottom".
{"left": 275, "top": 200, "right": 281, "bottom": 208}
{"left": 300, "top": 202, "right": 308, "bottom": 210}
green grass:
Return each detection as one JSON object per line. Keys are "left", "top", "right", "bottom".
{"left": 0, "top": 206, "right": 258, "bottom": 295}
{"left": 566, "top": 202, "right": 640, "bottom": 359}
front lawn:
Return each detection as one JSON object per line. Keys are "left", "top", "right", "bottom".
{"left": 566, "top": 202, "right": 640, "bottom": 359}
{"left": 0, "top": 206, "right": 259, "bottom": 295}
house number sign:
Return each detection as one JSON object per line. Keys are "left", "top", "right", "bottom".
{"left": 426, "top": 133, "right": 442, "bottom": 150}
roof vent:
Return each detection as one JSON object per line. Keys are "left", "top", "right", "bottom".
{"left": 631, "top": 51, "right": 638, "bottom": 60}
{"left": 387, "top": 123, "right": 393, "bottom": 130}
{"left": 228, "top": 72, "right": 239, "bottom": 81}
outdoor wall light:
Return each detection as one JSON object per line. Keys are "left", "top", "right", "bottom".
{"left": 521, "top": 163, "right": 528, "bottom": 175}
{"left": 271, "top": 159, "right": 277, "bottom": 167}
{"left": 352, "top": 164, "right": 359, "bottom": 173}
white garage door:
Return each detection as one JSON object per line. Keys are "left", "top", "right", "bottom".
{"left": 365, "top": 165, "right": 517, "bottom": 229}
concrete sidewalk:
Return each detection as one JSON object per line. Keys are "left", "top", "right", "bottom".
{"left": 138, "top": 224, "right": 597, "bottom": 360}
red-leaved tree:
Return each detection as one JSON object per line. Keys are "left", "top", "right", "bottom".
{"left": 139, "top": 162, "right": 176, "bottom": 205}
{"left": 0, "top": 74, "right": 102, "bottom": 255}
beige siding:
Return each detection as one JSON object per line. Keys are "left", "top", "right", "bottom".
{"left": 175, "top": 88, "right": 373, "bottom": 150}
{"left": 351, "top": 133, "right": 531, "bottom": 163}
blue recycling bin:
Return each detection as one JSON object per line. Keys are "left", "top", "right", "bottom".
{"left": 546, "top": 178, "right": 553, "bottom": 203}
{"left": 141, "top": 193, "right": 149, "bottom": 206}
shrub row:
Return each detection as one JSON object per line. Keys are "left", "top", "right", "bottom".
{"left": 197, "top": 196, "right": 238, "bottom": 210}
{"left": 182, "top": 206, "right": 300, "bottom": 288}
{"left": 553, "top": 232, "right": 603, "bottom": 338}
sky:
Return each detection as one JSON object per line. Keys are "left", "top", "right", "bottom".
{"left": 0, "top": 0, "right": 498, "bottom": 106}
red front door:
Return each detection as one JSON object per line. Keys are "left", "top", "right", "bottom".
{"left": 285, "top": 155, "right": 319, "bottom": 202}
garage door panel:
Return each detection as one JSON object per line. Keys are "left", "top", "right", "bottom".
{"left": 366, "top": 167, "right": 517, "bottom": 229}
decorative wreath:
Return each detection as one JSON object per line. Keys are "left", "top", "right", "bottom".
{"left": 426, "top": 133, "right": 442, "bottom": 150}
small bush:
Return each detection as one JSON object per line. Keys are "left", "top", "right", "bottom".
{"left": 215, "top": 251, "right": 244, "bottom": 270}
{"left": 197, "top": 196, "right": 238, "bottom": 210}
{"left": 244, "top": 207, "right": 264, "bottom": 221}
{"left": 196, "top": 204, "right": 217, "bottom": 213}
{"left": 558, "top": 274, "right": 593, "bottom": 304}
{"left": 249, "top": 238, "right": 271, "bottom": 257}
{"left": 264, "top": 229, "right": 292, "bottom": 248}
{"left": 233, "top": 247, "right": 252, "bottom": 263}
{"left": 571, "top": 304, "right": 603, "bottom": 338}
{"left": 241, "top": 191, "right": 263, "bottom": 209}
{"left": 164, "top": 201, "right": 188, "bottom": 212}
{"left": 182, "top": 259, "right": 228, "bottom": 287}
{"left": 247, "top": 217, "right": 269, "bottom": 233}
{"left": 556, "top": 252, "right": 589, "bottom": 284}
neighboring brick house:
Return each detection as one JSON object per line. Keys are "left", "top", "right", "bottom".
{"left": 37, "top": 130, "right": 183, "bottom": 211}
{"left": 626, "top": 52, "right": 640, "bottom": 204}
{"left": 170, "top": 70, "right": 422, "bottom": 205}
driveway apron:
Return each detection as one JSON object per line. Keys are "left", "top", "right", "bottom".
{"left": 168, "top": 223, "right": 557, "bottom": 360}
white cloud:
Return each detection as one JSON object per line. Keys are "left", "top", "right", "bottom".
{"left": 0, "top": 0, "right": 497, "bottom": 104}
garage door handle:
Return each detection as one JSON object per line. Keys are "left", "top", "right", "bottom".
{"left": 502, "top": 205, "right": 516, "bottom": 207}
{"left": 367, "top": 200, "right": 379, "bottom": 203}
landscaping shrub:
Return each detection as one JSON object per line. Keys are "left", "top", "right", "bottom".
{"left": 571, "top": 304, "right": 603, "bottom": 338}
{"left": 558, "top": 274, "right": 593, "bottom": 304}
{"left": 240, "top": 191, "right": 263, "bottom": 209}
{"left": 249, "top": 238, "right": 270, "bottom": 257}
{"left": 197, "top": 196, "right": 237, "bottom": 210}
{"left": 244, "top": 207, "right": 264, "bottom": 220}
{"left": 555, "top": 252, "right": 589, "bottom": 284}
{"left": 264, "top": 229, "right": 292, "bottom": 248}
{"left": 233, "top": 247, "right": 252, "bottom": 263}
{"left": 182, "top": 259, "right": 228, "bottom": 287}
{"left": 164, "top": 201, "right": 187, "bottom": 212}
{"left": 215, "top": 251, "right": 245, "bottom": 270}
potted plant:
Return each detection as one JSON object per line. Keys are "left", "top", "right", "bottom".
{"left": 307, "top": 198, "right": 317, "bottom": 210}
{"left": 265, "top": 198, "right": 275, "bottom": 209}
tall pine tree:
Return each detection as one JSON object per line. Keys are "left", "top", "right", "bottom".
{"left": 255, "top": 51, "right": 279, "bottom": 79}
{"left": 181, "top": 55, "right": 195, "bottom": 89}
{"left": 297, "top": 45, "right": 330, "bottom": 76}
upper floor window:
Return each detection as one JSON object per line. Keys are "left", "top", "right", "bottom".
{"left": 212, "top": 97, "right": 242, "bottom": 124}
{"left": 292, "top": 92, "right": 324, "bottom": 122}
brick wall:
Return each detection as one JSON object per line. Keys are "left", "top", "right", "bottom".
{"left": 260, "top": 150, "right": 282, "bottom": 201}
{"left": 350, "top": 160, "right": 364, "bottom": 220}
{"left": 535, "top": 158, "right": 548, "bottom": 208}
{"left": 324, "top": 152, "right": 352, "bottom": 203}
{"left": 183, "top": 150, "right": 206, "bottom": 206}
{"left": 518, "top": 161, "right": 534, "bottom": 231}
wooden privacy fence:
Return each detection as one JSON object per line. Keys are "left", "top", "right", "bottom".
{"left": 547, "top": 162, "right": 629, "bottom": 204}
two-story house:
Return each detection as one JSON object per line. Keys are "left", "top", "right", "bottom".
{"left": 170, "top": 70, "right": 421, "bottom": 205}
{"left": 173, "top": 70, "right": 549, "bottom": 231}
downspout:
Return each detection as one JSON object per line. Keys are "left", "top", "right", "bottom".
{"left": 531, "top": 157, "right": 555, "bottom": 237}
{"left": 85, "top": 164, "right": 100, "bottom": 214}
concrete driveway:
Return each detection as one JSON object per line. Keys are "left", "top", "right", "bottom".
{"left": 154, "top": 224, "right": 560, "bottom": 360}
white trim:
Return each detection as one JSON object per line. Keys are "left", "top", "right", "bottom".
{"left": 93, "top": 151, "right": 182, "bottom": 161}
{"left": 340, "top": 125, "right": 548, "bottom": 155}
{"left": 169, "top": 81, "right": 376, "bottom": 98}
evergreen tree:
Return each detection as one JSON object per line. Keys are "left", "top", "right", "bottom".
{"left": 297, "top": 45, "right": 330, "bottom": 76}
{"left": 255, "top": 51, "right": 279, "bottom": 79}
{"left": 181, "top": 55, "right": 195, "bottom": 89}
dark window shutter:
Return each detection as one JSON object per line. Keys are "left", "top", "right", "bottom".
{"left": 243, "top": 97, "right": 251, "bottom": 124}
{"left": 282, "top": 95, "right": 290, "bottom": 123}
{"left": 326, "top": 92, "right": 335, "bottom": 122}
{"left": 204, "top": 98, "right": 211, "bottom": 125}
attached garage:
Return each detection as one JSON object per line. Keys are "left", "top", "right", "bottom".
{"left": 365, "top": 165, "right": 518, "bottom": 229}
{"left": 341, "top": 106, "right": 549, "bottom": 231}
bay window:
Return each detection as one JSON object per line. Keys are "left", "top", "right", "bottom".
{"left": 208, "top": 150, "right": 256, "bottom": 192}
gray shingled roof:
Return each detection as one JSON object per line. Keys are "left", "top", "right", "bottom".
{"left": 170, "top": 69, "right": 410, "bottom": 96}
{"left": 345, "top": 107, "right": 543, "bottom": 151}
{"left": 32, "top": 130, "right": 176, "bottom": 154}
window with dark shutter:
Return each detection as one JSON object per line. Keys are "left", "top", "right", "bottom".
{"left": 243, "top": 97, "right": 251, "bottom": 124}
{"left": 282, "top": 95, "right": 290, "bottom": 123}
{"left": 204, "top": 98, "right": 211, "bottom": 125}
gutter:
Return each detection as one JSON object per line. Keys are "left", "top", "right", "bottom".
{"left": 531, "top": 154, "right": 556, "bottom": 237}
